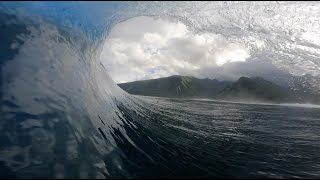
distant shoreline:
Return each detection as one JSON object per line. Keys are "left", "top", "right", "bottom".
{"left": 119, "top": 75, "right": 320, "bottom": 105}
{"left": 134, "top": 95, "right": 320, "bottom": 109}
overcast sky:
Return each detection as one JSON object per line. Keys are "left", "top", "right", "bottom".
{"left": 100, "top": 16, "right": 290, "bottom": 84}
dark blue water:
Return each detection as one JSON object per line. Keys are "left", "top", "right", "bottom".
{"left": 114, "top": 96, "right": 320, "bottom": 178}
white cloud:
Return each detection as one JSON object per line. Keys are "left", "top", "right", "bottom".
{"left": 100, "top": 16, "right": 252, "bottom": 83}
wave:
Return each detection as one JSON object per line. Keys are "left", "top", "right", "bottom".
{"left": 278, "top": 103, "right": 320, "bottom": 109}
{"left": 190, "top": 98, "right": 320, "bottom": 109}
{"left": 1, "top": 2, "right": 320, "bottom": 178}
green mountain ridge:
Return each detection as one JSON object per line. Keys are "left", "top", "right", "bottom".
{"left": 216, "top": 77, "right": 292, "bottom": 103}
{"left": 118, "top": 75, "right": 231, "bottom": 99}
{"left": 118, "top": 75, "right": 320, "bottom": 104}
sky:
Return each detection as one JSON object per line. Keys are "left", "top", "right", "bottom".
{"left": 100, "top": 16, "right": 290, "bottom": 84}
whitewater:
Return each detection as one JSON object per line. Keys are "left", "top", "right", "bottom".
{"left": 1, "top": 2, "right": 320, "bottom": 178}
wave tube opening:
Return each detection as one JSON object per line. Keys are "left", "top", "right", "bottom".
{"left": 1, "top": 2, "right": 320, "bottom": 179}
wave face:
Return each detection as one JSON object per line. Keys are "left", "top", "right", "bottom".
{"left": 1, "top": 2, "right": 320, "bottom": 178}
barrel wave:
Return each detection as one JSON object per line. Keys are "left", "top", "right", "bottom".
{"left": 1, "top": 2, "right": 320, "bottom": 178}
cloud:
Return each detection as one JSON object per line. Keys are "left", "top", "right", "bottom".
{"left": 100, "top": 16, "right": 275, "bottom": 83}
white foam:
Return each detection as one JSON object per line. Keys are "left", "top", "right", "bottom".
{"left": 278, "top": 103, "right": 320, "bottom": 109}
{"left": 190, "top": 98, "right": 320, "bottom": 109}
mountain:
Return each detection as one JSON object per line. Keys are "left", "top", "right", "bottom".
{"left": 217, "top": 77, "right": 320, "bottom": 104}
{"left": 118, "top": 75, "right": 319, "bottom": 104}
{"left": 217, "top": 77, "right": 292, "bottom": 103}
{"left": 118, "top": 75, "right": 231, "bottom": 98}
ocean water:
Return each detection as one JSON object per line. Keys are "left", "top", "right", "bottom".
{"left": 119, "top": 96, "right": 320, "bottom": 178}
{"left": 1, "top": 2, "right": 320, "bottom": 179}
